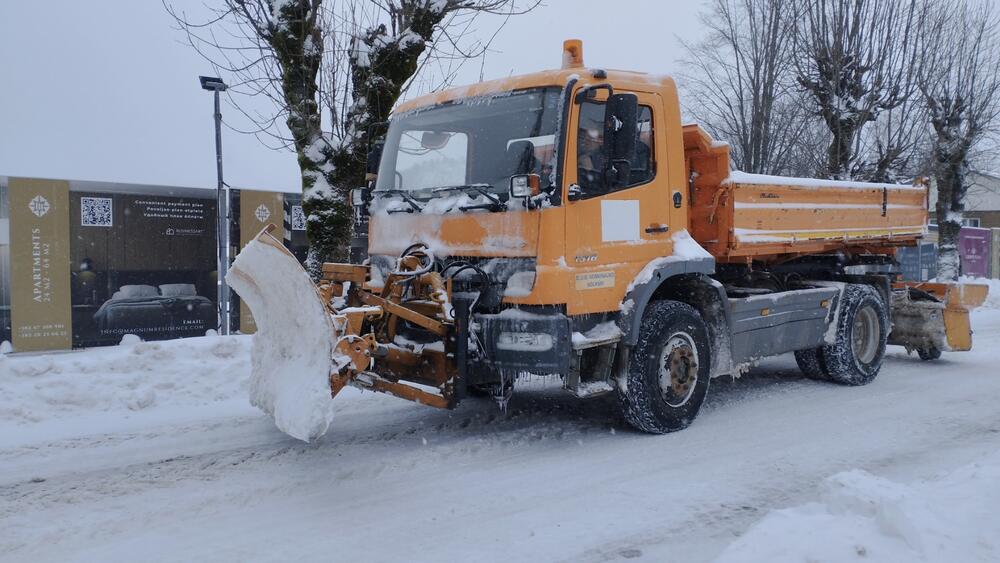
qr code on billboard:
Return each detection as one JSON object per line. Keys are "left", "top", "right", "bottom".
{"left": 291, "top": 205, "right": 306, "bottom": 231}
{"left": 81, "top": 197, "right": 113, "bottom": 227}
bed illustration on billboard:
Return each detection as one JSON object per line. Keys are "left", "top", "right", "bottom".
{"left": 91, "top": 283, "right": 216, "bottom": 340}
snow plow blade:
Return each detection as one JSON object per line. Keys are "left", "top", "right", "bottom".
{"left": 228, "top": 225, "right": 459, "bottom": 441}
{"left": 228, "top": 225, "right": 339, "bottom": 441}
{"left": 889, "top": 281, "right": 989, "bottom": 357}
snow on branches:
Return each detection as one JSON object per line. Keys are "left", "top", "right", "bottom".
{"left": 166, "top": 0, "right": 538, "bottom": 268}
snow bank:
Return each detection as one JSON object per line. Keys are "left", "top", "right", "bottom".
{"left": 715, "top": 451, "right": 1000, "bottom": 563}
{"left": 0, "top": 334, "right": 251, "bottom": 425}
{"left": 227, "top": 238, "right": 336, "bottom": 442}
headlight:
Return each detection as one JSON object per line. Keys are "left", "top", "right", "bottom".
{"left": 503, "top": 270, "right": 536, "bottom": 297}
{"left": 497, "top": 331, "right": 553, "bottom": 352}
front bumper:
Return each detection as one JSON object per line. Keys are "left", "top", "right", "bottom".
{"left": 476, "top": 308, "right": 572, "bottom": 375}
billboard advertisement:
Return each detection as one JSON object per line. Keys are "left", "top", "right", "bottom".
{"left": 8, "top": 178, "right": 73, "bottom": 351}
{"left": 68, "top": 191, "right": 219, "bottom": 347}
{"left": 0, "top": 178, "right": 307, "bottom": 351}
{"left": 237, "top": 189, "right": 284, "bottom": 334}
{"left": 959, "top": 227, "right": 992, "bottom": 278}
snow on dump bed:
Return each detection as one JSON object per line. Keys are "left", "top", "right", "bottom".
{"left": 725, "top": 170, "right": 926, "bottom": 191}
{"left": 0, "top": 333, "right": 251, "bottom": 426}
{"left": 715, "top": 450, "right": 1000, "bottom": 563}
{"left": 227, "top": 238, "right": 336, "bottom": 442}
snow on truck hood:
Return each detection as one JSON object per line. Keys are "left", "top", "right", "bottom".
{"left": 368, "top": 208, "right": 539, "bottom": 258}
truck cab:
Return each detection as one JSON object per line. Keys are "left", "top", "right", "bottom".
{"left": 360, "top": 41, "right": 708, "bottom": 387}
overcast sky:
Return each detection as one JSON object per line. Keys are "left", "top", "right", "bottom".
{"left": 0, "top": 1, "right": 706, "bottom": 193}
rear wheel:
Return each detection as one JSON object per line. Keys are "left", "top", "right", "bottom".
{"left": 618, "top": 300, "right": 711, "bottom": 434}
{"left": 821, "top": 284, "right": 888, "bottom": 386}
{"left": 794, "top": 348, "right": 828, "bottom": 380}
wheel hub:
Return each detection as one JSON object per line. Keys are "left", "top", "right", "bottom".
{"left": 658, "top": 332, "right": 699, "bottom": 407}
{"left": 852, "top": 305, "right": 879, "bottom": 365}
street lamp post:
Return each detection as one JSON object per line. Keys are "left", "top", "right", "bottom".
{"left": 199, "top": 75, "right": 231, "bottom": 335}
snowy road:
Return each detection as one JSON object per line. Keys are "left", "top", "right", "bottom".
{"left": 2, "top": 311, "right": 1000, "bottom": 562}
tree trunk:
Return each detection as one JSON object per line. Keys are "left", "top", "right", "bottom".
{"left": 934, "top": 157, "right": 966, "bottom": 281}
{"left": 824, "top": 116, "right": 858, "bottom": 180}
{"left": 265, "top": 1, "right": 450, "bottom": 275}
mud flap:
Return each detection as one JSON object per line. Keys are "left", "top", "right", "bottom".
{"left": 227, "top": 226, "right": 338, "bottom": 442}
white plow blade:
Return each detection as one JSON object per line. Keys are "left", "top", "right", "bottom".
{"left": 227, "top": 230, "right": 335, "bottom": 442}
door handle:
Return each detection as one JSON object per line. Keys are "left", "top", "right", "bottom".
{"left": 645, "top": 224, "right": 669, "bottom": 234}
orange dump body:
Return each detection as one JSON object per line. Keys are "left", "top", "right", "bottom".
{"left": 683, "top": 125, "right": 928, "bottom": 263}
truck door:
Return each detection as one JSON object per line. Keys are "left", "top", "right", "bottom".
{"left": 563, "top": 91, "right": 672, "bottom": 315}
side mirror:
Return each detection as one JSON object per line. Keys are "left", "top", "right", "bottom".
{"left": 420, "top": 131, "right": 451, "bottom": 150}
{"left": 509, "top": 174, "right": 541, "bottom": 198}
{"left": 603, "top": 93, "right": 638, "bottom": 187}
{"left": 366, "top": 137, "right": 384, "bottom": 179}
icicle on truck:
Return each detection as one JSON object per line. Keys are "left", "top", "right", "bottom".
{"left": 230, "top": 40, "right": 987, "bottom": 440}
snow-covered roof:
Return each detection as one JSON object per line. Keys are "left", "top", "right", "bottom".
{"left": 928, "top": 171, "right": 1000, "bottom": 212}
{"left": 967, "top": 172, "right": 1000, "bottom": 211}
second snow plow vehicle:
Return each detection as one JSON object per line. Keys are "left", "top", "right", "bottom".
{"left": 231, "top": 40, "right": 987, "bottom": 439}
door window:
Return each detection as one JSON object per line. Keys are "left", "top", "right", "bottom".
{"left": 576, "top": 102, "right": 654, "bottom": 196}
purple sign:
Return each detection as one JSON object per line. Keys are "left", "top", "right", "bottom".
{"left": 959, "top": 227, "right": 992, "bottom": 278}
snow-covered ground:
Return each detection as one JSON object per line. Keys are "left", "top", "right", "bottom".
{"left": 2, "top": 307, "right": 1000, "bottom": 562}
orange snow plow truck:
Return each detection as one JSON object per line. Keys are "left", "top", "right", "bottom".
{"left": 231, "top": 40, "right": 987, "bottom": 436}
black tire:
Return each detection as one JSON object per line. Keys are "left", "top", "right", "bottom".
{"left": 917, "top": 346, "right": 941, "bottom": 361}
{"left": 794, "top": 348, "right": 829, "bottom": 380}
{"left": 821, "top": 284, "right": 888, "bottom": 386}
{"left": 617, "top": 300, "right": 712, "bottom": 434}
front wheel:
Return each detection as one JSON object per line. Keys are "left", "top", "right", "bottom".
{"left": 617, "top": 300, "right": 711, "bottom": 434}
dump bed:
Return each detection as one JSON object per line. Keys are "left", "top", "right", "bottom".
{"left": 683, "top": 125, "right": 928, "bottom": 262}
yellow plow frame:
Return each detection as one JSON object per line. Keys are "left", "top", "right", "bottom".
{"left": 232, "top": 225, "right": 462, "bottom": 412}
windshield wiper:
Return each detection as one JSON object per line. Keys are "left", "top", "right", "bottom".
{"left": 376, "top": 189, "right": 423, "bottom": 213}
{"left": 431, "top": 184, "right": 506, "bottom": 211}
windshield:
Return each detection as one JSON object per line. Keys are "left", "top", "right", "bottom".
{"left": 375, "top": 88, "right": 562, "bottom": 200}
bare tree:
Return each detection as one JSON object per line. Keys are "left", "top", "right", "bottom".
{"left": 851, "top": 86, "right": 932, "bottom": 183}
{"left": 679, "top": 0, "right": 814, "bottom": 175}
{"left": 165, "top": 0, "right": 538, "bottom": 269}
{"left": 919, "top": 0, "right": 1000, "bottom": 280}
{"left": 794, "top": 0, "right": 925, "bottom": 180}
